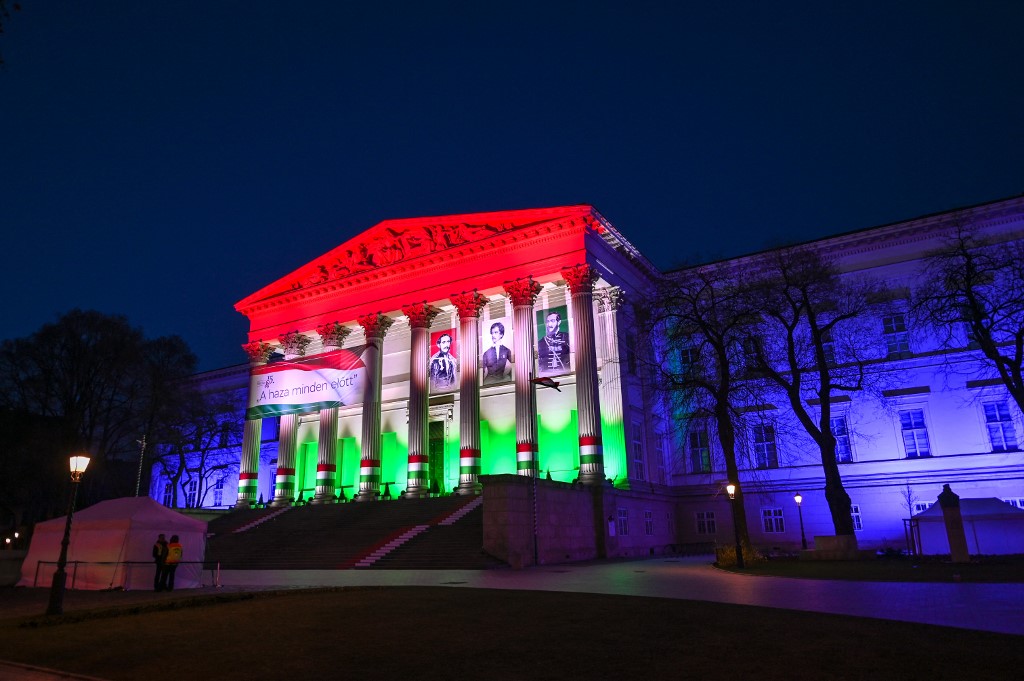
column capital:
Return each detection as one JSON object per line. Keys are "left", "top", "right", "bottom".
{"left": 357, "top": 312, "right": 394, "bottom": 339}
{"left": 504, "top": 277, "right": 543, "bottom": 308}
{"left": 402, "top": 302, "right": 443, "bottom": 329}
{"left": 242, "top": 340, "right": 273, "bottom": 364}
{"left": 562, "top": 264, "right": 600, "bottom": 294}
{"left": 450, "top": 291, "right": 488, "bottom": 318}
{"left": 600, "top": 286, "right": 626, "bottom": 312}
{"left": 316, "top": 322, "right": 351, "bottom": 348}
{"left": 279, "top": 331, "right": 312, "bottom": 357}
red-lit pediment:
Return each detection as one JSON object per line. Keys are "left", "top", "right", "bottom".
{"left": 237, "top": 205, "right": 599, "bottom": 310}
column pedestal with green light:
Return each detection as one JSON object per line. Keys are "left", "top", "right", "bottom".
{"left": 563, "top": 264, "right": 605, "bottom": 486}
{"left": 452, "top": 291, "right": 488, "bottom": 495}
{"left": 404, "top": 303, "right": 441, "bottom": 498}
{"left": 355, "top": 313, "right": 393, "bottom": 502}
{"left": 311, "top": 406, "right": 339, "bottom": 504}
{"left": 506, "top": 278, "right": 543, "bottom": 476}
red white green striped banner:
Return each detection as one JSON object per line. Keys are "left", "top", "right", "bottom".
{"left": 247, "top": 348, "right": 367, "bottom": 420}
{"left": 579, "top": 435, "right": 603, "bottom": 465}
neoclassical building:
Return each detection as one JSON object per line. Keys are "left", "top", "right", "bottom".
{"left": 153, "top": 197, "right": 1024, "bottom": 556}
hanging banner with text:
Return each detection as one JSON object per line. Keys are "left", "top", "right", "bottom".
{"left": 246, "top": 347, "right": 367, "bottom": 419}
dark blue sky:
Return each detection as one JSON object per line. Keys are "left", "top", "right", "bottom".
{"left": 3, "top": 1, "right": 1022, "bottom": 370}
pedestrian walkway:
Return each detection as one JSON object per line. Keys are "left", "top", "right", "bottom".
{"left": 3, "top": 556, "right": 1022, "bottom": 679}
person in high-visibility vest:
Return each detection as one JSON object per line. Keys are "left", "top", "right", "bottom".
{"left": 163, "top": 535, "right": 183, "bottom": 591}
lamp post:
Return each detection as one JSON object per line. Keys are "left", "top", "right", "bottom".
{"left": 726, "top": 482, "right": 744, "bottom": 569}
{"left": 794, "top": 492, "right": 807, "bottom": 550}
{"left": 46, "top": 454, "right": 90, "bottom": 616}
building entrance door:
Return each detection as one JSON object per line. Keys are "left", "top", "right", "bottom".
{"left": 428, "top": 420, "right": 445, "bottom": 495}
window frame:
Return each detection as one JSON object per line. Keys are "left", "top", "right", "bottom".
{"left": 696, "top": 510, "right": 717, "bottom": 535}
{"left": 761, "top": 507, "right": 785, "bottom": 533}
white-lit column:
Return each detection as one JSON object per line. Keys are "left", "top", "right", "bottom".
{"left": 311, "top": 406, "right": 339, "bottom": 504}
{"left": 451, "top": 291, "right": 487, "bottom": 495}
{"left": 269, "top": 413, "right": 298, "bottom": 507}
{"left": 598, "top": 287, "right": 626, "bottom": 483}
{"left": 235, "top": 418, "right": 262, "bottom": 508}
{"left": 355, "top": 313, "right": 393, "bottom": 501}
{"left": 505, "top": 277, "right": 543, "bottom": 476}
{"left": 563, "top": 264, "right": 604, "bottom": 486}
{"left": 403, "top": 302, "right": 441, "bottom": 498}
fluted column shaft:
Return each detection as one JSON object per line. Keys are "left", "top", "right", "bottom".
{"left": 270, "top": 413, "right": 298, "bottom": 506}
{"left": 598, "top": 288, "right": 626, "bottom": 481}
{"left": 355, "top": 313, "right": 393, "bottom": 501}
{"left": 451, "top": 292, "right": 488, "bottom": 494}
{"left": 311, "top": 406, "right": 339, "bottom": 504}
{"left": 505, "top": 278, "right": 543, "bottom": 476}
{"left": 563, "top": 264, "right": 605, "bottom": 485}
{"left": 403, "top": 303, "right": 441, "bottom": 498}
{"left": 235, "top": 417, "right": 262, "bottom": 508}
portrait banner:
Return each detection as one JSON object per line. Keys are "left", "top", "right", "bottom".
{"left": 246, "top": 347, "right": 367, "bottom": 419}
{"left": 429, "top": 328, "right": 459, "bottom": 394}
{"left": 536, "top": 305, "right": 571, "bottom": 377}
{"left": 481, "top": 316, "right": 514, "bottom": 386}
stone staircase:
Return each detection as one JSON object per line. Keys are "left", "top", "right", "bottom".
{"left": 205, "top": 496, "right": 505, "bottom": 570}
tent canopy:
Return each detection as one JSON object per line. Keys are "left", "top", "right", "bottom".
{"left": 18, "top": 497, "right": 208, "bottom": 590}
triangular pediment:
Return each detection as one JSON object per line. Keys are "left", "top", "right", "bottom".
{"left": 237, "top": 205, "right": 598, "bottom": 309}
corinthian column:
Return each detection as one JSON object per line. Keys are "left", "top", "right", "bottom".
{"left": 270, "top": 413, "right": 298, "bottom": 506}
{"left": 563, "top": 264, "right": 605, "bottom": 486}
{"left": 598, "top": 287, "right": 626, "bottom": 482}
{"left": 355, "top": 312, "right": 394, "bottom": 501}
{"left": 451, "top": 291, "right": 488, "bottom": 495}
{"left": 403, "top": 302, "right": 441, "bottom": 498}
{"left": 235, "top": 418, "right": 262, "bottom": 508}
{"left": 311, "top": 322, "right": 351, "bottom": 504}
{"left": 504, "top": 277, "right": 543, "bottom": 476}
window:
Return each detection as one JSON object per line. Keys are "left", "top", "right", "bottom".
{"left": 213, "top": 476, "right": 225, "bottom": 507}
{"left": 984, "top": 401, "right": 1018, "bottom": 452}
{"left": 696, "top": 511, "right": 717, "bottom": 535}
{"left": 162, "top": 482, "right": 172, "bottom": 507}
{"left": 831, "top": 416, "right": 853, "bottom": 463}
{"left": 850, "top": 504, "right": 863, "bottom": 531}
{"left": 218, "top": 422, "right": 231, "bottom": 448}
{"left": 753, "top": 423, "right": 778, "bottom": 469}
{"left": 261, "top": 416, "right": 280, "bottom": 442}
{"left": 644, "top": 510, "right": 654, "bottom": 536}
{"left": 1003, "top": 498, "right": 1024, "bottom": 510}
{"left": 913, "top": 501, "right": 933, "bottom": 514}
{"left": 680, "top": 345, "right": 700, "bottom": 375}
{"left": 631, "top": 422, "right": 646, "bottom": 481}
{"left": 761, "top": 508, "right": 785, "bottom": 533}
{"left": 821, "top": 327, "right": 836, "bottom": 366}
{"left": 899, "top": 409, "right": 931, "bottom": 458}
{"left": 616, "top": 508, "right": 629, "bottom": 536}
{"left": 186, "top": 479, "right": 198, "bottom": 507}
{"left": 688, "top": 428, "right": 711, "bottom": 473}
{"left": 882, "top": 314, "right": 911, "bottom": 359}
{"left": 742, "top": 336, "right": 763, "bottom": 374}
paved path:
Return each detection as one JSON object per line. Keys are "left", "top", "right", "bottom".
{"left": 3, "top": 556, "right": 1022, "bottom": 679}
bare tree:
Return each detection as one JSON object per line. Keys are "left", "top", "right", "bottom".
{"left": 914, "top": 224, "right": 1024, "bottom": 414}
{"left": 745, "top": 248, "right": 880, "bottom": 537}
{"left": 152, "top": 390, "right": 244, "bottom": 508}
{"left": 640, "top": 264, "right": 759, "bottom": 551}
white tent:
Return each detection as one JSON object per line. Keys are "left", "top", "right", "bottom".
{"left": 18, "top": 497, "right": 208, "bottom": 591}
{"left": 914, "top": 498, "right": 1024, "bottom": 555}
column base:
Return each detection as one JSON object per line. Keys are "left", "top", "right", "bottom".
{"left": 268, "top": 496, "right": 293, "bottom": 508}
{"left": 457, "top": 481, "right": 483, "bottom": 495}
{"left": 233, "top": 499, "right": 254, "bottom": 510}
{"left": 578, "top": 470, "right": 607, "bottom": 487}
{"left": 309, "top": 493, "right": 336, "bottom": 505}
{"left": 354, "top": 490, "right": 379, "bottom": 502}
{"left": 404, "top": 486, "right": 430, "bottom": 499}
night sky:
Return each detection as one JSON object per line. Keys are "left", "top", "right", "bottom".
{"left": 3, "top": 2, "right": 1022, "bottom": 371}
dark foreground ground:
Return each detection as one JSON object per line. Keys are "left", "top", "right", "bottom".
{"left": 1, "top": 586, "right": 1021, "bottom": 681}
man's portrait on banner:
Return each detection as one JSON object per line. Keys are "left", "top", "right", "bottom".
{"left": 429, "top": 329, "right": 459, "bottom": 393}
{"left": 536, "top": 306, "right": 571, "bottom": 378}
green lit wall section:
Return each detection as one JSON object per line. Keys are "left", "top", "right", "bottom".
{"left": 601, "top": 411, "right": 625, "bottom": 484}
{"left": 338, "top": 436, "right": 358, "bottom": 500}
{"left": 481, "top": 418, "right": 516, "bottom": 475}
{"left": 538, "top": 410, "right": 579, "bottom": 481}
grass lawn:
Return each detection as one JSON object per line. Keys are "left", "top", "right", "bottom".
{"left": 720, "top": 554, "right": 1024, "bottom": 582}
{"left": 1, "top": 587, "right": 1021, "bottom": 680}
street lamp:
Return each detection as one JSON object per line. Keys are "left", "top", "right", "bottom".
{"left": 46, "top": 454, "right": 90, "bottom": 616}
{"left": 794, "top": 492, "right": 807, "bottom": 550}
{"left": 725, "top": 482, "right": 744, "bottom": 569}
